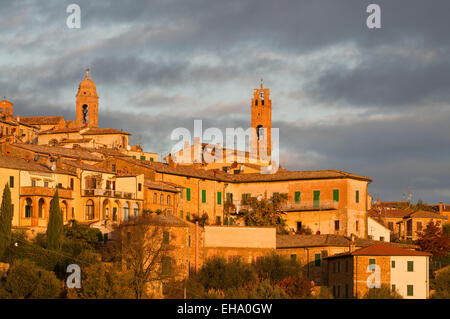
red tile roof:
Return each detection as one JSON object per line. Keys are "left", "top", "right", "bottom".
{"left": 11, "top": 143, "right": 104, "bottom": 162}
{"left": 325, "top": 243, "right": 431, "bottom": 259}
{"left": 20, "top": 116, "right": 65, "bottom": 125}
{"left": 81, "top": 128, "right": 131, "bottom": 136}
{"left": 39, "top": 127, "right": 81, "bottom": 135}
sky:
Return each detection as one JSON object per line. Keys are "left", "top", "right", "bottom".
{"left": 1, "top": 0, "right": 450, "bottom": 204}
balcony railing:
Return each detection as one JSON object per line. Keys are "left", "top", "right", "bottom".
{"left": 83, "top": 189, "right": 135, "bottom": 199}
{"left": 281, "top": 201, "right": 339, "bottom": 211}
{"left": 21, "top": 186, "right": 73, "bottom": 198}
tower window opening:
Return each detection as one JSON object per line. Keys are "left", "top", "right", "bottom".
{"left": 257, "top": 125, "right": 264, "bottom": 141}
{"left": 82, "top": 104, "right": 88, "bottom": 124}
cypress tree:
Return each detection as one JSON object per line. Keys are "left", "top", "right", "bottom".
{"left": 0, "top": 183, "right": 13, "bottom": 259}
{"left": 46, "top": 190, "right": 64, "bottom": 250}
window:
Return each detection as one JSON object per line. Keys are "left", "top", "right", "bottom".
{"left": 313, "top": 190, "right": 320, "bottom": 209}
{"left": 9, "top": 176, "right": 14, "bottom": 188}
{"left": 167, "top": 195, "right": 171, "bottom": 205}
{"left": 407, "top": 261, "right": 414, "bottom": 272}
{"left": 334, "top": 220, "right": 340, "bottom": 231}
{"left": 355, "top": 190, "right": 360, "bottom": 203}
{"left": 345, "top": 284, "right": 349, "bottom": 298}
{"left": 332, "top": 262, "right": 336, "bottom": 273}
{"left": 216, "top": 216, "right": 221, "bottom": 225}
{"left": 290, "top": 254, "right": 296, "bottom": 262}
{"left": 160, "top": 194, "right": 164, "bottom": 205}
{"left": 333, "top": 189, "right": 339, "bottom": 202}
{"left": 153, "top": 193, "right": 157, "bottom": 204}
{"left": 202, "top": 190, "right": 206, "bottom": 203}
{"left": 337, "top": 285, "right": 341, "bottom": 297}
{"left": 44, "top": 181, "right": 49, "bottom": 188}
{"left": 161, "top": 257, "right": 171, "bottom": 276}
{"left": 163, "top": 231, "right": 170, "bottom": 244}
{"left": 337, "top": 261, "right": 341, "bottom": 272}
{"left": 356, "top": 221, "right": 359, "bottom": 232}
{"left": 25, "top": 198, "right": 33, "bottom": 218}
{"left": 138, "top": 183, "right": 142, "bottom": 192}
{"left": 180, "top": 210, "right": 184, "bottom": 219}
{"left": 123, "top": 202, "right": 130, "bottom": 222}
{"left": 391, "top": 260, "right": 395, "bottom": 268}
{"left": 188, "top": 235, "right": 191, "bottom": 248}
{"left": 294, "top": 191, "right": 301, "bottom": 203}
{"left": 369, "top": 258, "right": 376, "bottom": 266}
{"left": 38, "top": 199, "right": 45, "bottom": 218}
{"left": 85, "top": 200, "right": 94, "bottom": 220}
{"left": 72, "top": 207, "right": 75, "bottom": 219}
{"left": 112, "top": 164, "right": 116, "bottom": 172}
{"left": 186, "top": 188, "right": 191, "bottom": 201}
{"left": 133, "top": 203, "right": 139, "bottom": 217}
{"left": 416, "top": 222, "right": 422, "bottom": 231}
{"left": 392, "top": 284, "right": 396, "bottom": 292}
{"left": 388, "top": 222, "right": 394, "bottom": 231}
{"left": 217, "top": 191, "right": 222, "bottom": 205}
{"left": 140, "top": 155, "right": 146, "bottom": 160}
{"left": 150, "top": 158, "right": 154, "bottom": 162}
{"left": 70, "top": 178, "right": 74, "bottom": 190}
{"left": 132, "top": 156, "right": 136, "bottom": 159}
{"left": 380, "top": 236, "right": 385, "bottom": 242}
{"left": 314, "top": 253, "right": 321, "bottom": 267}
{"left": 407, "top": 285, "right": 414, "bottom": 296}
{"left": 345, "top": 260, "right": 349, "bottom": 272}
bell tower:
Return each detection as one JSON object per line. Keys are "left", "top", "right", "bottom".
{"left": 76, "top": 69, "right": 99, "bottom": 128}
{"left": 250, "top": 80, "right": 272, "bottom": 160}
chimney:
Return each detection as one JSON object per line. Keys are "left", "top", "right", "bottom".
{"left": 439, "top": 201, "right": 443, "bottom": 214}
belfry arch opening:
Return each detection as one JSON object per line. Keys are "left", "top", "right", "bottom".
{"left": 256, "top": 125, "right": 264, "bottom": 141}
{"left": 82, "top": 104, "right": 89, "bottom": 124}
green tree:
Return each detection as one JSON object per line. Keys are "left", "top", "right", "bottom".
{"left": 415, "top": 220, "right": 450, "bottom": 258}
{"left": 46, "top": 190, "right": 64, "bottom": 251}
{"left": 196, "top": 257, "right": 257, "bottom": 291}
{"left": 0, "top": 183, "right": 13, "bottom": 260}
{"left": 363, "top": 284, "right": 403, "bottom": 299}
{"left": 254, "top": 252, "right": 302, "bottom": 283}
{"left": 279, "top": 275, "right": 313, "bottom": 298}
{"left": 248, "top": 279, "right": 288, "bottom": 299}
{"left": 242, "top": 193, "right": 288, "bottom": 233}
{"left": 67, "top": 263, "right": 134, "bottom": 299}
{"left": 431, "top": 266, "right": 450, "bottom": 299}
{"left": 0, "top": 259, "right": 62, "bottom": 298}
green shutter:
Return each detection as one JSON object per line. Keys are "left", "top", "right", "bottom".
{"left": 186, "top": 188, "right": 191, "bottom": 201}
{"left": 407, "top": 285, "right": 413, "bottom": 296}
{"left": 407, "top": 261, "right": 414, "bottom": 272}
{"left": 333, "top": 189, "right": 339, "bottom": 202}
{"left": 315, "top": 253, "right": 321, "bottom": 267}
{"left": 369, "top": 258, "right": 376, "bottom": 265}
{"left": 294, "top": 191, "right": 301, "bottom": 203}
{"left": 202, "top": 190, "right": 206, "bottom": 203}
{"left": 140, "top": 155, "right": 146, "bottom": 160}
{"left": 10, "top": 176, "right": 14, "bottom": 188}
{"left": 313, "top": 190, "right": 320, "bottom": 209}
{"left": 392, "top": 284, "right": 396, "bottom": 292}
{"left": 392, "top": 260, "right": 395, "bottom": 268}
{"left": 150, "top": 157, "right": 154, "bottom": 162}
{"left": 290, "top": 254, "right": 296, "bottom": 262}
{"left": 217, "top": 191, "right": 222, "bottom": 205}
{"left": 356, "top": 190, "right": 360, "bottom": 203}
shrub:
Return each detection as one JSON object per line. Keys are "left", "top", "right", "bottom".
{"left": 431, "top": 266, "right": 450, "bottom": 299}
{"left": 197, "top": 257, "right": 257, "bottom": 290}
{"left": 279, "top": 276, "right": 313, "bottom": 298}
{"left": 67, "top": 263, "right": 134, "bottom": 299}
{"left": 0, "top": 259, "right": 62, "bottom": 298}
{"left": 248, "top": 279, "right": 288, "bottom": 299}
{"left": 363, "top": 284, "right": 403, "bottom": 299}
{"left": 254, "top": 252, "right": 302, "bottom": 283}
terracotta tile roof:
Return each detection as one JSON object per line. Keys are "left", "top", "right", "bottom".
{"left": 405, "top": 210, "right": 448, "bottom": 220}
{"left": 144, "top": 180, "right": 180, "bottom": 193}
{"left": 39, "top": 127, "right": 82, "bottom": 135}
{"left": 276, "top": 234, "right": 417, "bottom": 250}
{"left": 59, "top": 138, "right": 92, "bottom": 144}
{"left": 368, "top": 208, "right": 412, "bottom": 219}
{"left": 60, "top": 159, "right": 114, "bottom": 174}
{"left": 325, "top": 243, "right": 431, "bottom": 259}
{"left": 0, "top": 156, "right": 75, "bottom": 175}
{"left": 81, "top": 128, "right": 131, "bottom": 136}
{"left": 20, "top": 116, "right": 65, "bottom": 125}
{"left": 11, "top": 143, "right": 104, "bottom": 162}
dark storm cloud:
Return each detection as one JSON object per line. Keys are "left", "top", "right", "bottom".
{"left": 1, "top": 0, "right": 450, "bottom": 203}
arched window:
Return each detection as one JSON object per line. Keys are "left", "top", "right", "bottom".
{"left": 167, "top": 195, "right": 171, "bottom": 206}
{"left": 153, "top": 193, "right": 157, "bottom": 204}
{"left": 85, "top": 200, "right": 94, "bottom": 220}
{"left": 257, "top": 125, "right": 264, "bottom": 141}
{"left": 82, "top": 104, "right": 88, "bottom": 124}
{"left": 133, "top": 203, "right": 139, "bottom": 217}
{"left": 38, "top": 198, "right": 45, "bottom": 218}
{"left": 25, "top": 198, "right": 33, "bottom": 218}
{"left": 160, "top": 194, "right": 164, "bottom": 205}
{"left": 123, "top": 202, "right": 130, "bottom": 222}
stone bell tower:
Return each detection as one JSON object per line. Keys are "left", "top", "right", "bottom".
{"left": 250, "top": 80, "right": 272, "bottom": 160}
{"left": 76, "top": 69, "right": 99, "bottom": 128}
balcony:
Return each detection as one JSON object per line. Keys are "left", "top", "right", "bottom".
{"left": 83, "top": 189, "right": 135, "bottom": 199}
{"left": 21, "top": 186, "right": 73, "bottom": 199}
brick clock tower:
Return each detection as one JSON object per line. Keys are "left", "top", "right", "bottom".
{"left": 76, "top": 69, "right": 99, "bottom": 128}
{"left": 250, "top": 80, "right": 272, "bottom": 160}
